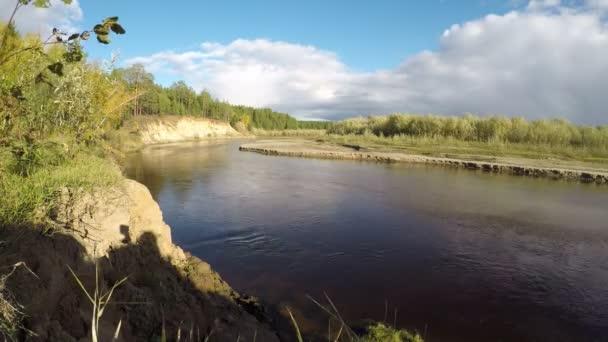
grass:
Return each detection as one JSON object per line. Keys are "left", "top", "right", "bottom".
{"left": 318, "top": 133, "right": 608, "bottom": 167}
{"left": 251, "top": 128, "right": 327, "bottom": 137}
{"left": 361, "top": 323, "right": 424, "bottom": 342}
{"left": 0, "top": 262, "right": 38, "bottom": 341}
{"left": 0, "top": 270, "right": 21, "bottom": 341}
{"left": 68, "top": 262, "right": 127, "bottom": 342}
{"left": 0, "top": 149, "right": 121, "bottom": 228}
{"left": 287, "top": 293, "right": 425, "bottom": 342}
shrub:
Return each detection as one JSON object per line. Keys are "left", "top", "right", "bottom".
{"left": 328, "top": 113, "right": 608, "bottom": 149}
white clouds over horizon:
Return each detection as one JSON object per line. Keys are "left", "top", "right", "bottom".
{"left": 0, "top": 0, "right": 83, "bottom": 38}
{"left": 125, "top": 1, "right": 608, "bottom": 123}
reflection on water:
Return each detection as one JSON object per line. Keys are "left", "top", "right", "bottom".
{"left": 124, "top": 140, "right": 608, "bottom": 342}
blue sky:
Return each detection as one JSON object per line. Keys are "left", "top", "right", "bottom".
{"left": 81, "top": 0, "right": 521, "bottom": 74}
{"left": 5, "top": 0, "right": 608, "bottom": 123}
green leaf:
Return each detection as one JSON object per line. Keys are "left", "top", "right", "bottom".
{"left": 103, "top": 17, "right": 119, "bottom": 25}
{"left": 96, "top": 34, "right": 110, "bottom": 44}
{"left": 64, "top": 47, "right": 83, "bottom": 62}
{"left": 93, "top": 24, "right": 108, "bottom": 35}
{"left": 47, "top": 62, "right": 64, "bottom": 76}
{"left": 68, "top": 33, "right": 79, "bottom": 41}
{"left": 62, "top": 0, "right": 73, "bottom": 3}
{"left": 33, "top": 0, "right": 50, "bottom": 8}
{"left": 110, "top": 23, "right": 126, "bottom": 34}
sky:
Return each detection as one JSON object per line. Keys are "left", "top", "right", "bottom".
{"left": 3, "top": 0, "right": 608, "bottom": 124}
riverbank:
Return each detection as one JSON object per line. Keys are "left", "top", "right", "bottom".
{"left": 105, "top": 115, "right": 246, "bottom": 153}
{"left": 2, "top": 119, "right": 422, "bottom": 341}
{"left": 0, "top": 117, "right": 283, "bottom": 341}
{"left": 1, "top": 177, "right": 280, "bottom": 341}
{"left": 239, "top": 139, "right": 608, "bottom": 183}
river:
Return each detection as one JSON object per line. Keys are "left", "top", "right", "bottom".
{"left": 124, "top": 139, "right": 608, "bottom": 342}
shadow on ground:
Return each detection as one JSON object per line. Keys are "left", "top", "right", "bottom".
{"left": 0, "top": 224, "right": 285, "bottom": 341}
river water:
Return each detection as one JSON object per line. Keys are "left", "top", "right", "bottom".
{"left": 124, "top": 140, "right": 608, "bottom": 342}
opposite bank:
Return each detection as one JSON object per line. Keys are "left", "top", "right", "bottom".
{"left": 239, "top": 140, "right": 608, "bottom": 184}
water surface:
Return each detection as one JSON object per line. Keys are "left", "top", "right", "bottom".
{"left": 124, "top": 140, "right": 608, "bottom": 342}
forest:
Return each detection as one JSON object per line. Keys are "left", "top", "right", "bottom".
{"left": 110, "top": 64, "right": 329, "bottom": 130}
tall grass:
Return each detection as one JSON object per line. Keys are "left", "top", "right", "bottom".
{"left": 320, "top": 133, "right": 608, "bottom": 163}
{"left": 328, "top": 114, "right": 608, "bottom": 151}
{"left": 0, "top": 150, "right": 121, "bottom": 228}
{"left": 287, "top": 294, "right": 424, "bottom": 342}
{"left": 68, "top": 263, "right": 127, "bottom": 342}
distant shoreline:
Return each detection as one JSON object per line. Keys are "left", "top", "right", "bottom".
{"left": 240, "top": 139, "right": 608, "bottom": 184}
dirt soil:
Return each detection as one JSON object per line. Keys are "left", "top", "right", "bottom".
{"left": 0, "top": 179, "right": 280, "bottom": 341}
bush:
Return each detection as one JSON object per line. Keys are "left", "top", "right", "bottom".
{"left": 327, "top": 113, "right": 608, "bottom": 150}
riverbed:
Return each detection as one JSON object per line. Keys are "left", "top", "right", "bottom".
{"left": 124, "top": 139, "right": 608, "bottom": 341}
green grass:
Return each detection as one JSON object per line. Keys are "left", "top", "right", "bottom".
{"left": 0, "top": 150, "right": 121, "bottom": 228}
{"left": 360, "top": 323, "right": 424, "bottom": 342}
{"left": 287, "top": 294, "right": 425, "bottom": 342}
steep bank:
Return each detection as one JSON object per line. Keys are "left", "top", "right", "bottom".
{"left": 129, "top": 116, "right": 241, "bottom": 145}
{"left": 1, "top": 179, "right": 279, "bottom": 341}
{"left": 240, "top": 139, "right": 608, "bottom": 184}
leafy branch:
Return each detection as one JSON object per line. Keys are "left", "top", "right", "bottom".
{"left": 0, "top": 0, "right": 126, "bottom": 67}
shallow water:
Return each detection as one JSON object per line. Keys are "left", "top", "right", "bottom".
{"left": 124, "top": 140, "right": 608, "bottom": 342}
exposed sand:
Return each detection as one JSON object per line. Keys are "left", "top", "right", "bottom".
{"left": 240, "top": 139, "right": 608, "bottom": 184}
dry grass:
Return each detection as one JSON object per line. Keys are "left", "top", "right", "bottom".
{"left": 319, "top": 134, "right": 608, "bottom": 167}
{"left": 251, "top": 128, "right": 327, "bottom": 137}
{"left": 0, "top": 262, "right": 38, "bottom": 341}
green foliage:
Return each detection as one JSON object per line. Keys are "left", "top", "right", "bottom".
{"left": 358, "top": 323, "right": 423, "bottom": 342}
{"left": 328, "top": 114, "right": 608, "bottom": 150}
{"left": 0, "top": 25, "right": 130, "bottom": 144}
{"left": 112, "top": 64, "right": 326, "bottom": 130}
{"left": 0, "top": 22, "right": 128, "bottom": 231}
{"left": 7, "top": 140, "right": 67, "bottom": 176}
{"left": 0, "top": 151, "right": 121, "bottom": 227}
{"left": 24, "top": 0, "right": 71, "bottom": 7}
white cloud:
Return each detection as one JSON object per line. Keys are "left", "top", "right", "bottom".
{"left": 0, "top": 0, "right": 83, "bottom": 38}
{"left": 527, "top": 0, "right": 561, "bottom": 11}
{"left": 126, "top": 1, "right": 608, "bottom": 124}
{"left": 585, "top": 0, "right": 608, "bottom": 11}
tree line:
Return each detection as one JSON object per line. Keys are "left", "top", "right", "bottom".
{"left": 112, "top": 64, "right": 329, "bottom": 130}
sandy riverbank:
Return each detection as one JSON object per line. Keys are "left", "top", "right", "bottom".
{"left": 240, "top": 139, "right": 608, "bottom": 184}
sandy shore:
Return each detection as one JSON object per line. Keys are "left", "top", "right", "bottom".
{"left": 240, "top": 139, "right": 608, "bottom": 184}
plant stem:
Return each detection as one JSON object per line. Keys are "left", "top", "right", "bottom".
{"left": 0, "top": 0, "right": 22, "bottom": 54}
